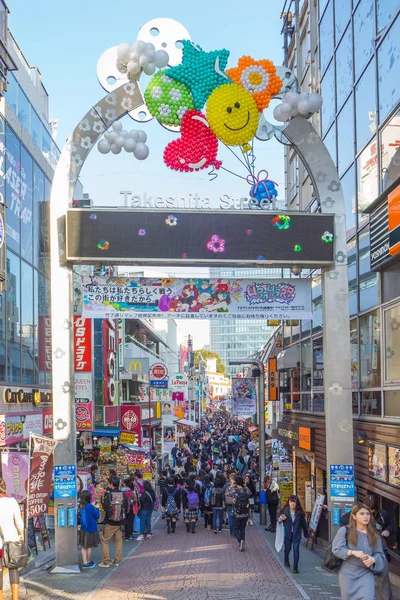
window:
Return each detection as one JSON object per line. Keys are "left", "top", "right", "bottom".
{"left": 341, "top": 165, "right": 356, "bottom": 233}
{"left": 385, "top": 390, "right": 400, "bottom": 417}
{"left": 353, "top": 0, "right": 375, "bottom": 79}
{"left": 361, "top": 391, "right": 382, "bottom": 416}
{"left": 323, "top": 124, "right": 337, "bottom": 167}
{"left": 6, "top": 251, "right": 20, "bottom": 383}
{"left": 350, "top": 319, "right": 359, "bottom": 389}
{"left": 335, "top": 25, "right": 353, "bottom": 111}
{"left": 381, "top": 110, "right": 400, "bottom": 187}
{"left": 42, "top": 127, "right": 51, "bottom": 161}
{"left": 368, "top": 442, "right": 387, "bottom": 478}
{"left": 321, "top": 61, "right": 336, "bottom": 135}
{"left": 355, "top": 60, "right": 377, "bottom": 153}
{"left": 377, "top": 0, "right": 399, "bottom": 33}
{"left": 5, "top": 125, "right": 21, "bottom": 254}
{"left": 0, "top": 288, "right": 5, "bottom": 382}
{"left": 20, "top": 147, "right": 33, "bottom": 261}
{"left": 30, "top": 109, "right": 42, "bottom": 149}
{"left": 352, "top": 391, "right": 359, "bottom": 415}
{"left": 21, "top": 261, "right": 34, "bottom": 384}
{"left": 384, "top": 304, "right": 400, "bottom": 383}
{"left": 360, "top": 310, "right": 381, "bottom": 388}
{"left": 320, "top": 0, "right": 334, "bottom": 74}
{"left": 337, "top": 97, "right": 354, "bottom": 175}
{"left": 348, "top": 239, "right": 357, "bottom": 317}
{"left": 335, "top": 0, "right": 351, "bottom": 42}
{"left": 358, "top": 228, "right": 379, "bottom": 311}
{"left": 378, "top": 16, "right": 400, "bottom": 124}
{"left": 357, "top": 139, "right": 378, "bottom": 222}
{"left": 313, "top": 338, "right": 323, "bottom": 389}
{"left": 33, "top": 164, "right": 44, "bottom": 269}
{"left": 17, "top": 88, "right": 30, "bottom": 131}
{"left": 5, "top": 71, "right": 17, "bottom": 113}
{"left": 301, "top": 339, "right": 311, "bottom": 391}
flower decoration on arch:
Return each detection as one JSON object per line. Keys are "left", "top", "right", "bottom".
{"left": 227, "top": 56, "right": 282, "bottom": 112}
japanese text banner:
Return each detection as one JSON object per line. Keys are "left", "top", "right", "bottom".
{"left": 81, "top": 277, "right": 312, "bottom": 320}
{"left": 232, "top": 378, "right": 257, "bottom": 418}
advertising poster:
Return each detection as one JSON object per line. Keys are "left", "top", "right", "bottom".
{"left": 388, "top": 446, "right": 400, "bottom": 487}
{"left": 73, "top": 316, "right": 92, "bottom": 372}
{"left": 368, "top": 443, "right": 387, "bottom": 482}
{"left": 27, "top": 435, "right": 57, "bottom": 518}
{"left": 330, "top": 464, "right": 355, "bottom": 502}
{"left": 120, "top": 405, "right": 142, "bottom": 446}
{"left": 0, "top": 413, "right": 43, "bottom": 447}
{"left": 54, "top": 465, "right": 77, "bottom": 499}
{"left": 232, "top": 378, "right": 256, "bottom": 417}
{"left": 82, "top": 277, "right": 312, "bottom": 321}
{"left": 75, "top": 374, "right": 93, "bottom": 431}
{"left": 1, "top": 452, "right": 29, "bottom": 501}
{"left": 309, "top": 493, "right": 326, "bottom": 532}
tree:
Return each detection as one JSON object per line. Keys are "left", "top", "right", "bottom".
{"left": 193, "top": 349, "right": 226, "bottom": 375}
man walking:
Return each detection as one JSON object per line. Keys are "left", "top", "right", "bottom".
{"left": 99, "top": 476, "right": 129, "bottom": 568}
{"left": 232, "top": 475, "right": 251, "bottom": 552}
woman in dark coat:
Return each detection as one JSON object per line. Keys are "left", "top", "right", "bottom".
{"left": 278, "top": 494, "right": 309, "bottom": 573}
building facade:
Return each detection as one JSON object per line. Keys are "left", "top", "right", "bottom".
{"left": 267, "top": 0, "right": 400, "bottom": 554}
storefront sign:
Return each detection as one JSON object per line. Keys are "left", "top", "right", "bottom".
{"left": 170, "top": 373, "right": 189, "bottom": 390}
{"left": 38, "top": 316, "right": 52, "bottom": 372}
{"left": 268, "top": 358, "right": 277, "bottom": 401}
{"left": 3, "top": 387, "right": 52, "bottom": 406}
{"left": 149, "top": 362, "right": 168, "bottom": 389}
{"left": 309, "top": 492, "right": 325, "bottom": 532}
{"left": 54, "top": 464, "right": 77, "bottom": 499}
{"left": 232, "top": 378, "right": 256, "bottom": 417}
{"left": 120, "top": 431, "right": 138, "bottom": 444}
{"left": 370, "top": 182, "right": 400, "bottom": 270}
{"left": 74, "top": 316, "right": 92, "bottom": 372}
{"left": 276, "top": 422, "right": 315, "bottom": 452}
{"left": 43, "top": 408, "right": 53, "bottom": 436}
{"left": 329, "top": 464, "right": 355, "bottom": 502}
{"left": 120, "top": 405, "right": 142, "bottom": 445}
{"left": 103, "top": 320, "right": 117, "bottom": 405}
{"left": 27, "top": 435, "right": 57, "bottom": 518}
{"left": 75, "top": 374, "right": 93, "bottom": 431}
{"left": 124, "top": 358, "right": 150, "bottom": 375}
{"left": 82, "top": 277, "right": 313, "bottom": 321}
{"left": 1, "top": 452, "right": 29, "bottom": 501}
{"left": 0, "top": 413, "right": 43, "bottom": 446}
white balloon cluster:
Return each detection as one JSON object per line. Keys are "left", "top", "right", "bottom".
{"left": 97, "top": 121, "right": 149, "bottom": 159}
{"left": 273, "top": 91, "right": 323, "bottom": 122}
{"left": 116, "top": 41, "right": 169, "bottom": 78}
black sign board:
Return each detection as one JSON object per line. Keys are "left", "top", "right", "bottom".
{"left": 65, "top": 209, "right": 335, "bottom": 267}
{"left": 276, "top": 421, "right": 315, "bottom": 452}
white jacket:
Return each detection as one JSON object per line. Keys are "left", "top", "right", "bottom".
{"left": 0, "top": 497, "right": 24, "bottom": 548}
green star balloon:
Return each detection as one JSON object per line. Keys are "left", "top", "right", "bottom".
{"left": 166, "top": 40, "right": 230, "bottom": 110}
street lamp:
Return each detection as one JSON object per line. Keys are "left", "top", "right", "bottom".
{"left": 229, "top": 358, "right": 266, "bottom": 526}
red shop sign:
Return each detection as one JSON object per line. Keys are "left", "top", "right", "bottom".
{"left": 120, "top": 405, "right": 142, "bottom": 446}
{"left": 75, "top": 399, "right": 93, "bottom": 431}
{"left": 43, "top": 408, "right": 53, "bottom": 436}
{"left": 74, "top": 317, "right": 92, "bottom": 372}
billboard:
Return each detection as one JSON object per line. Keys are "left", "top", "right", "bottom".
{"left": 66, "top": 209, "right": 334, "bottom": 267}
{"left": 81, "top": 277, "right": 312, "bottom": 321}
{"left": 232, "top": 378, "right": 257, "bottom": 417}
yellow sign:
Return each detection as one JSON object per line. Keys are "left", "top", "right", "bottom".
{"left": 267, "top": 320, "right": 280, "bottom": 326}
{"left": 120, "top": 432, "right": 137, "bottom": 444}
{"left": 128, "top": 360, "right": 144, "bottom": 373}
{"left": 143, "top": 472, "right": 152, "bottom": 479}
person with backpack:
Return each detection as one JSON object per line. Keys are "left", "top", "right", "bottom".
{"left": 278, "top": 494, "right": 309, "bottom": 573}
{"left": 264, "top": 475, "right": 280, "bottom": 533}
{"left": 99, "top": 476, "right": 129, "bottom": 568}
{"left": 202, "top": 475, "right": 214, "bottom": 530}
{"left": 137, "top": 480, "right": 156, "bottom": 541}
{"left": 182, "top": 483, "right": 200, "bottom": 533}
{"left": 232, "top": 475, "right": 252, "bottom": 551}
{"left": 211, "top": 476, "right": 225, "bottom": 534}
{"left": 122, "top": 479, "right": 139, "bottom": 541}
{"left": 79, "top": 490, "right": 100, "bottom": 568}
{"left": 223, "top": 473, "right": 237, "bottom": 536}
{"left": 162, "top": 476, "right": 181, "bottom": 534}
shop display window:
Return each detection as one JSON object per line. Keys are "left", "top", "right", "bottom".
{"left": 381, "top": 110, "right": 400, "bottom": 189}
{"left": 360, "top": 310, "right": 381, "bottom": 387}
{"left": 384, "top": 390, "right": 400, "bottom": 418}
{"left": 6, "top": 250, "right": 21, "bottom": 383}
{"left": 384, "top": 304, "right": 400, "bottom": 383}
{"left": 352, "top": 392, "right": 359, "bottom": 415}
{"left": 368, "top": 442, "right": 387, "bottom": 481}
{"left": 361, "top": 391, "right": 382, "bottom": 416}
{"left": 313, "top": 339, "right": 324, "bottom": 389}
{"left": 350, "top": 319, "right": 359, "bottom": 388}
{"left": 388, "top": 446, "right": 400, "bottom": 487}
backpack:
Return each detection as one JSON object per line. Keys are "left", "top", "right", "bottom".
{"left": 224, "top": 484, "right": 236, "bottom": 505}
{"left": 233, "top": 488, "right": 250, "bottom": 515}
{"left": 204, "top": 485, "right": 213, "bottom": 507}
{"left": 165, "top": 489, "right": 179, "bottom": 515}
{"left": 186, "top": 489, "right": 199, "bottom": 510}
{"left": 212, "top": 487, "right": 224, "bottom": 507}
{"left": 107, "top": 491, "right": 125, "bottom": 522}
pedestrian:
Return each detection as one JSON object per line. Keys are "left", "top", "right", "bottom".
{"left": 278, "top": 494, "right": 309, "bottom": 573}
{"left": 232, "top": 475, "right": 252, "bottom": 552}
{"left": 99, "top": 476, "right": 129, "bottom": 568}
{"left": 223, "top": 473, "right": 237, "bottom": 535}
{"left": 0, "top": 477, "right": 24, "bottom": 600}
{"left": 202, "top": 475, "right": 214, "bottom": 530}
{"left": 162, "top": 476, "right": 181, "bottom": 534}
{"left": 211, "top": 476, "right": 225, "bottom": 534}
{"left": 78, "top": 490, "right": 100, "bottom": 568}
{"left": 122, "top": 479, "right": 139, "bottom": 541}
{"left": 264, "top": 475, "right": 280, "bottom": 533}
{"left": 332, "top": 503, "right": 385, "bottom": 600}
{"left": 244, "top": 473, "right": 256, "bottom": 526}
{"left": 89, "top": 464, "right": 99, "bottom": 486}
{"left": 182, "top": 483, "right": 200, "bottom": 533}
{"left": 137, "top": 480, "right": 156, "bottom": 541}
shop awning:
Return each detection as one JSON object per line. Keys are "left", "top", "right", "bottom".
{"left": 92, "top": 428, "right": 120, "bottom": 437}
{"left": 141, "top": 419, "right": 162, "bottom": 428}
{"left": 248, "top": 425, "right": 258, "bottom": 433}
{"left": 176, "top": 418, "right": 199, "bottom": 428}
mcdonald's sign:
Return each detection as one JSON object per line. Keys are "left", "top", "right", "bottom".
{"left": 124, "top": 358, "right": 149, "bottom": 374}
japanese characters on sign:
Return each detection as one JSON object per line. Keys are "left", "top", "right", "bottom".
{"left": 330, "top": 464, "right": 355, "bottom": 502}
{"left": 120, "top": 405, "right": 142, "bottom": 446}
{"left": 0, "top": 413, "right": 43, "bottom": 446}
{"left": 75, "top": 374, "right": 93, "bottom": 431}
{"left": 1, "top": 452, "right": 29, "bottom": 501}
{"left": 54, "top": 465, "right": 77, "bottom": 499}
{"left": 74, "top": 316, "right": 92, "bottom": 372}
{"left": 27, "top": 435, "right": 57, "bottom": 518}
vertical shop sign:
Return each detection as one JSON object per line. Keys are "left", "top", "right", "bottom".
{"left": 38, "top": 316, "right": 52, "bottom": 371}
{"left": 42, "top": 408, "right": 53, "bottom": 436}
{"left": 75, "top": 374, "right": 93, "bottom": 430}
{"left": 120, "top": 405, "right": 142, "bottom": 446}
{"left": 74, "top": 316, "right": 92, "bottom": 372}
{"left": 269, "top": 357, "right": 277, "bottom": 401}
{"left": 103, "top": 320, "right": 117, "bottom": 405}
{"left": 27, "top": 434, "right": 57, "bottom": 518}
{"left": 1, "top": 452, "right": 29, "bottom": 501}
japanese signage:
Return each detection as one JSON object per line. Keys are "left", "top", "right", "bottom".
{"left": 370, "top": 183, "right": 400, "bottom": 270}
{"left": 103, "top": 319, "right": 117, "bottom": 405}
{"left": 329, "top": 464, "right": 355, "bottom": 502}
{"left": 82, "top": 277, "right": 312, "bottom": 321}
{"left": 120, "top": 431, "right": 138, "bottom": 444}
{"left": 54, "top": 465, "right": 77, "bottom": 499}
{"left": 309, "top": 493, "right": 325, "bottom": 532}
{"left": 232, "top": 378, "right": 256, "bottom": 417}
{"left": 75, "top": 374, "right": 93, "bottom": 431}
{"left": 0, "top": 413, "right": 43, "bottom": 446}
{"left": 27, "top": 434, "right": 57, "bottom": 518}
{"left": 268, "top": 357, "right": 277, "bottom": 401}
{"left": 3, "top": 387, "right": 52, "bottom": 406}
{"left": 276, "top": 422, "right": 315, "bottom": 452}
{"left": 120, "top": 405, "right": 142, "bottom": 445}
{"left": 42, "top": 408, "right": 53, "bottom": 436}
{"left": 1, "top": 452, "right": 29, "bottom": 501}
{"left": 74, "top": 316, "right": 92, "bottom": 372}
{"left": 149, "top": 362, "right": 168, "bottom": 389}
{"left": 38, "top": 316, "right": 52, "bottom": 371}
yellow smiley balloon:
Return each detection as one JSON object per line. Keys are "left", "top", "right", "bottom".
{"left": 206, "top": 83, "right": 259, "bottom": 146}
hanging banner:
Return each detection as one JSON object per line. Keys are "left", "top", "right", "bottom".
{"left": 81, "top": 277, "right": 312, "bottom": 320}
{"left": 75, "top": 374, "right": 93, "bottom": 431}
{"left": 232, "top": 378, "right": 257, "bottom": 417}
{"left": 27, "top": 435, "right": 57, "bottom": 518}
{"left": 1, "top": 452, "right": 29, "bottom": 501}
{"left": 120, "top": 405, "right": 142, "bottom": 446}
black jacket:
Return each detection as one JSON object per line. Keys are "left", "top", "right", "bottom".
{"left": 103, "top": 488, "right": 129, "bottom": 525}
{"left": 279, "top": 507, "right": 309, "bottom": 542}
{"left": 140, "top": 488, "right": 156, "bottom": 511}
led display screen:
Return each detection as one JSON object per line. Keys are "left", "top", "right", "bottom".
{"left": 65, "top": 209, "right": 335, "bottom": 267}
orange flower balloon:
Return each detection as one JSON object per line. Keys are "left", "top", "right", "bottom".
{"left": 226, "top": 56, "right": 282, "bottom": 112}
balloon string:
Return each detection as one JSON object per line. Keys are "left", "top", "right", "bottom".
{"left": 223, "top": 144, "right": 251, "bottom": 173}
{"left": 250, "top": 139, "right": 256, "bottom": 175}
{"left": 220, "top": 166, "right": 248, "bottom": 181}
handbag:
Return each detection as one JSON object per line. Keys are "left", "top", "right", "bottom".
{"left": 323, "top": 544, "right": 343, "bottom": 572}
{"left": 0, "top": 527, "right": 28, "bottom": 570}
{"left": 275, "top": 522, "right": 284, "bottom": 553}
{"left": 133, "top": 514, "right": 141, "bottom": 533}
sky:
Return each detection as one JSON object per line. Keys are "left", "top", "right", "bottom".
{"left": 8, "top": 0, "right": 286, "bottom": 349}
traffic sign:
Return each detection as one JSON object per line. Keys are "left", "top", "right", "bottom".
{"left": 149, "top": 362, "right": 168, "bottom": 389}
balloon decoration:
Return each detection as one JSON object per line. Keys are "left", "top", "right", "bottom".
{"left": 273, "top": 91, "right": 323, "bottom": 122}
{"left": 163, "top": 110, "right": 222, "bottom": 172}
{"left": 247, "top": 170, "right": 278, "bottom": 205}
{"left": 144, "top": 70, "right": 195, "bottom": 126}
{"left": 97, "top": 121, "right": 149, "bottom": 159}
{"left": 116, "top": 40, "right": 169, "bottom": 78}
{"left": 226, "top": 56, "right": 282, "bottom": 112}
